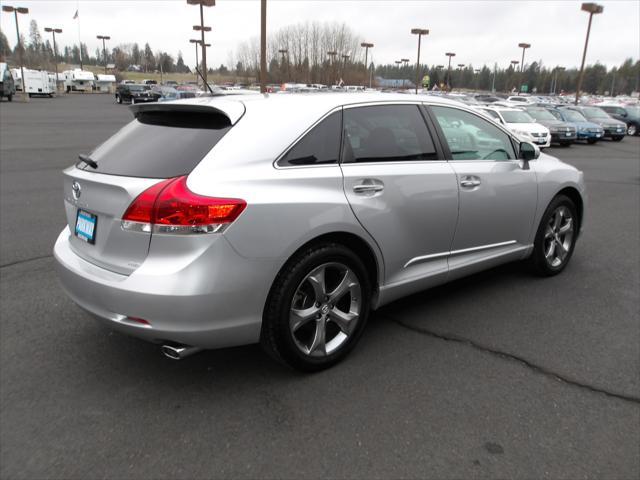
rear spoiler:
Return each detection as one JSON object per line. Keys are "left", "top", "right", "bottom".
{"left": 129, "top": 101, "right": 246, "bottom": 125}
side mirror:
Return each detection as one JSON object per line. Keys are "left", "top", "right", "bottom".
{"left": 519, "top": 141, "right": 540, "bottom": 164}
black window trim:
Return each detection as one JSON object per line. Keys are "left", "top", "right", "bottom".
{"left": 423, "top": 103, "right": 521, "bottom": 162}
{"left": 339, "top": 101, "right": 446, "bottom": 165}
{"left": 274, "top": 107, "right": 344, "bottom": 169}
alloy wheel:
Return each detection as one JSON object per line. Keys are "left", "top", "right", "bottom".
{"left": 544, "top": 206, "right": 574, "bottom": 268}
{"left": 628, "top": 124, "right": 637, "bottom": 136}
{"left": 289, "top": 262, "right": 361, "bottom": 357}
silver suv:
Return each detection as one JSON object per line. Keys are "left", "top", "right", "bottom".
{"left": 54, "top": 93, "right": 586, "bottom": 371}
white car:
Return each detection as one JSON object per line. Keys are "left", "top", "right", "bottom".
{"left": 506, "top": 95, "right": 536, "bottom": 105}
{"left": 478, "top": 106, "right": 551, "bottom": 148}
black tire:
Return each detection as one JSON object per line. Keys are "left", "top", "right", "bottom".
{"left": 612, "top": 136, "right": 624, "bottom": 142}
{"left": 261, "top": 243, "right": 371, "bottom": 372}
{"left": 116, "top": 94, "right": 122, "bottom": 104}
{"left": 586, "top": 138, "right": 598, "bottom": 144}
{"left": 528, "top": 195, "right": 578, "bottom": 277}
{"left": 7, "top": 94, "right": 12, "bottom": 102}
{"left": 627, "top": 123, "right": 638, "bottom": 136}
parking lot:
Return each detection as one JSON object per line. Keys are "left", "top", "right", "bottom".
{"left": 1, "top": 94, "right": 639, "bottom": 479}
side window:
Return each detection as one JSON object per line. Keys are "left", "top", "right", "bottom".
{"left": 278, "top": 111, "right": 342, "bottom": 166}
{"left": 342, "top": 105, "right": 438, "bottom": 163}
{"left": 431, "top": 106, "right": 517, "bottom": 161}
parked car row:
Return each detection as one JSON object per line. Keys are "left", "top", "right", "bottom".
{"left": 468, "top": 99, "right": 632, "bottom": 146}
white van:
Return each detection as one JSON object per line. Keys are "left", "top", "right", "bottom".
{"left": 63, "top": 69, "right": 95, "bottom": 92}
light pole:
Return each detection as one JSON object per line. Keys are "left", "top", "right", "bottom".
{"left": 510, "top": 60, "right": 519, "bottom": 92}
{"left": 279, "top": 48, "right": 288, "bottom": 83}
{"left": 610, "top": 69, "right": 616, "bottom": 97}
{"left": 575, "top": 2, "right": 604, "bottom": 104}
{"left": 327, "top": 51, "right": 337, "bottom": 85}
{"left": 551, "top": 66, "right": 565, "bottom": 94}
{"left": 190, "top": 38, "right": 200, "bottom": 83}
{"left": 96, "top": 35, "right": 110, "bottom": 75}
{"left": 360, "top": 42, "right": 373, "bottom": 88}
{"left": 402, "top": 58, "right": 410, "bottom": 89}
{"left": 2, "top": 5, "right": 29, "bottom": 101}
{"left": 342, "top": 53, "right": 350, "bottom": 84}
{"left": 517, "top": 42, "right": 531, "bottom": 94}
{"left": 457, "top": 63, "right": 465, "bottom": 89}
{"left": 445, "top": 52, "right": 455, "bottom": 91}
{"left": 44, "top": 27, "right": 62, "bottom": 92}
{"left": 259, "top": 0, "right": 266, "bottom": 93}
{"left": 187, "top": 0, "right": 215, "bottom": 86}
{"left": 411, "top": 28, "right": 429, "bottom": 94}
{"left": 395, "top": 60, "right": 403, "bottom": 88}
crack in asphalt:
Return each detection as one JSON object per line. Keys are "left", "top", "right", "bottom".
{"left": 384, "top": 314, "right": 640, "bottom": 405}
{"left": 0, "top": 254, "right": 53, "bottom": 269}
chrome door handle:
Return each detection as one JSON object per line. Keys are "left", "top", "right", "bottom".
{"left": 460, "top": 176, "right": 481, "bottom": 188}
{"left": 353, "top": 184, "right": 384, "bottom": 194}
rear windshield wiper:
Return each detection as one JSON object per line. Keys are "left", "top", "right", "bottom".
{"left": 78, "top": 154, "right": 98, "bottom": 169}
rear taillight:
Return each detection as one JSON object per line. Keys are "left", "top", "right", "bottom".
{"left": 122, "top": 176, "right": 246, "bottom": 235}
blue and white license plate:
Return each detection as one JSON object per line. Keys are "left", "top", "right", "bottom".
{"left": 75, "top": 209, "right": 97, "bottom": 244}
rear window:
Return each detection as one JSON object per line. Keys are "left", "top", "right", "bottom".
{"left": 77, "top": 110, "right": 232, "bottom": 178}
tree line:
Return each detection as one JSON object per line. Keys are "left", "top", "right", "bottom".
{"left": 1, "top": 19, "right": 638, "bottom": 94}
{"left": 0, "top": 20, "right": 190, "bottom": 74}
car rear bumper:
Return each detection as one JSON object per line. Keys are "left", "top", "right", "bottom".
{"left": 53, "top": 227, "right": 275, "bottom": 349}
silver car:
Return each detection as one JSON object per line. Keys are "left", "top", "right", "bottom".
{"left": 54, "top": 93, "right": 586, "bottom": 371}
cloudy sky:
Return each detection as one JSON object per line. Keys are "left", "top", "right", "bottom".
{"left": 1, "top": 0, "right": 638, "bottom": 70}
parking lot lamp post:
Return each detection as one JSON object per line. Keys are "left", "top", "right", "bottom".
{"left": 510, "top": 60, "right": 519, "bottom": 91}
{"left": 44, "top": 27, "right": 62, "bottom": 92}
{"left": 190, "top": 39, "right": 200, "bottom": 84}
{"left": 517, "top": 42, "right": 531, "bottom": 94}
{"left": 96, "top": 35, "right": 110, "bottom": 75}
{"left": 395, "top": 60, "right": 403, "bottom": 88}
{"left": 575, "top": 2, "right": 604, "bottom": 104}
{"left": 2, "top": 5, "right": 29, "bottom": 101}
{"left": 279, "top": 49, "right": 288, "bottom": 83}
{"left": 457, "top": 64, "right": 465, "bottom": 89}
{"left": 474, "top": 68, "right": 480, "bottom": 90}
{"left": 342, "top": 53, "right": 350, "bottom": 84}
{"left": 327, "top": 51, "right": 337, "bottom": 85}
{"left": 187, "top": 0, "right": 215, "bottom": 87}
{"left": 360, "top": 42, "right": 373, "bottom": 88}
{"left": 445, "top": 52, "right": 455, "bottom": 91}
{"left": 411, "top": 28, "right": 428, "bottom": 94}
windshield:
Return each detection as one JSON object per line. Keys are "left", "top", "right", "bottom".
{"left": 500, "top": 110, "right": 535, "bottom": 123}
{"left": 527, "top": 109, "right": 556, "bottom": 121}
{"left": 128, "top": 85, "right": 148, "bottom": 92}
{"left": 581, "top": 107, "right": 609, "bottom": 119}
{"left": 562, "top": 110, "right": 587, "bottom": 122}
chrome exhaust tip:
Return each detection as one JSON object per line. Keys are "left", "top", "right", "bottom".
{"left": 161, "top": 344, "right": 202, "bottom": 360}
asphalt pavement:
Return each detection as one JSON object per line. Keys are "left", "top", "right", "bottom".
{"left": 1, "top": 94, "right": 639, "bottom": 479}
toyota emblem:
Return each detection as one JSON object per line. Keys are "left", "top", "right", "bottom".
{"left": 72, "top": 181, "right": 82, "bottom": 200}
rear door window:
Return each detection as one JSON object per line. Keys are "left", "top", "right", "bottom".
{"left": 77, "top": 110, "right": 232, "bottom": 178}
{"left": 342, "top": 105, "right": 438, "bottom": 163}
{"left": 277, "top": 111, "right": 342, "bottom": 166}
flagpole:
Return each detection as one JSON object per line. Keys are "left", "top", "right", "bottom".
{"left": 76, "top": 1, "right": 82, "bottom": 70}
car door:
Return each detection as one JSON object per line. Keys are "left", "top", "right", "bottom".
{"left": 340, "top": 103, "right": 459, "bottom": 292}
{"left": 427, "top": 104, "right": 538, "bottom": 278}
